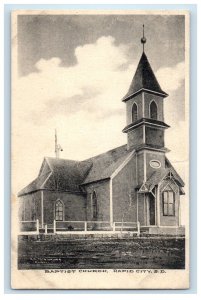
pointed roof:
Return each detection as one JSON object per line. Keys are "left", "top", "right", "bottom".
{"left": 122, "top": 52, "right": 168, "bottom": 102}
{"left": 136, "top": 157, "right": 185, "bottom": 195}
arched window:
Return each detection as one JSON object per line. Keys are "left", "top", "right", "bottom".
{"left": 150, "top": 101, "right": 158, "bottom": 120}
{"left": 162, "top": 188, "right": 175, "bottom": 216}
{"left": 92, "top": 191, "right": 98, "bottom": 219}
{"left": 132, "top": 103, "right": 138, "bottom": 122}
{"left": 55, "top": 200, "right": 64, "bottom": 221}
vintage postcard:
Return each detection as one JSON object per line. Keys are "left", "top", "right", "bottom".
{"left": 11, "top": 10, "right": 190, "bottom": 289}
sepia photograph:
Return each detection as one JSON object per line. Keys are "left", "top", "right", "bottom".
{"left": 11, "top": 10, "right": 189, "bottom": 289}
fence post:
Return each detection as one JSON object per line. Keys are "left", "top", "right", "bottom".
{"left": 53, "top": 220, "right": 56, "bottom": 234}
{"left": 36, "top": 219, "right": 39, "bottom": 234}
{"left": 84, "top": 221, "right": 87, "bottom": 232}
{"left": 45, "top": 224, "right": 47, "bottom": 235}
{"left": 137, "top": 221, "right": 140, "bottom": 237}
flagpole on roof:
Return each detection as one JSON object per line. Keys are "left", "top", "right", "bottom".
{"left": 55, "top": 129, "right": 63, "bottom": 159}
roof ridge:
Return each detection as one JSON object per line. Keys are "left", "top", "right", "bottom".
{"left": 44, "top": 144, "right": 128, "bottom": 164}
{"left": 81, "top": 144, "right": 127, "bottom": 162}
{"left": 44, "top": 156, "right": 81, "bottom": 163}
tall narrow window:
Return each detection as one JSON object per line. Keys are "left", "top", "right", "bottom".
{"left": 162, "top": 189, "right": 175, "bottom": 216}
{"left": 132, "top": 103, "right": 138, "bottom": 122}
{"left": 150, "top": 101, "right": 158, "bottom": 119}
{"left": 92, "top": 191, "right": 98, "bottom": 219}
{"left": 55, "top": 200, "right": 64, "bottom": 221}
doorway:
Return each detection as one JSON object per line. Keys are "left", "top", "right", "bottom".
{"left": 148, "top": 193, "right": 155, "bottom": 225}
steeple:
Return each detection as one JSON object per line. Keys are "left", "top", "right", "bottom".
{"left": 122, "top": 52, "right": 168, "bottom": 102}
{"left": 122, "top": 26, "right": 168, "bottom": 102}
{"left": 122, "top": 26, "right": 169, "bottom": 152}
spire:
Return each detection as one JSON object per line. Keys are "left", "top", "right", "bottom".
{"left": 122, "top": 25, "right": 168, "bottom": 102}
{"left": 141, "top": 24, "right": 146, "bottom": 52}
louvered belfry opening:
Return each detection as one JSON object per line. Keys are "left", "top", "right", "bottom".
{"left": 150, "top": 101, "right": 158, "bottom": 120}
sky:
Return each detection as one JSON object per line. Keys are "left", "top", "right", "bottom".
{"left": 12, "top": 13, "right": 188, "bottom": 215}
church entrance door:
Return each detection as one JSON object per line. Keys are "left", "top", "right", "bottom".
{"left": 147, "top": 193, "right": 155, "bottom": 225}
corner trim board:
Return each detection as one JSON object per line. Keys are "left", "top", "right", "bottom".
{"left": 144, "top": 151, "right": 147, "bottom": 182}
{"left": 143, "top": 125, "right": 146, "bottom": 143}
{"left": 137, "top": 192, "right": 139, "bottom": 223}
{"left": 41, "top": 190, "right": 44, "bottom": 229}
{"left": 157, "top": 184, "right": 160, "bottom": 226}
{"left": 142, "top": 91, "right": 145, "bottom": 117}
{"left": 110, "top": 179, "right": 113, "bottom": 225}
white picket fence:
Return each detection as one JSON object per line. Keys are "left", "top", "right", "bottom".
{"left": 53, "top": 220, "right": 140, "bottom": 236}
{"left": 19, "top": 220, "right": 140, "bottom": 236}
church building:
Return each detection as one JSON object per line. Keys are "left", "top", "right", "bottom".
{"left": 18, "top": 28, "right": 185, "bottom": 235}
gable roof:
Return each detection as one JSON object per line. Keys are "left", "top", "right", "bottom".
{"left": 82, "top": 145, "right": 133, "bottom": 185}
{"left": 164, "top": 158, "right": 185, "bottom": 187}
{"left": 18, "top": 158, "right": 92, "bottom": 196}
{"left": 44, "top": 158, "right": 93, "bottom": 192}
{"left": 146, "top": 167, "right": 185, "bottom": 196}
{"left": 18, "top": 144, "right": 135, "bottom": 196}
{"left": 122, "top": 52, "right": 168, "bottom": 102}
{"left": 136, "top": 159, "right": 185, "bottom": 194}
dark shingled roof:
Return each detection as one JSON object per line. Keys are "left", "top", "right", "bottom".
{"left": 122, "top": 52, "right": 168, "bottom": 102}
{"left": 44, "top": 158, "right": 93, "bottom": 192}
{"left": 82, "top": 144, "right": 133, "bottom": 184}
{"left": 18, "top": 145, "right": 134, "bottom": 196}
{"left": 18, "top": 158, "right": 92, "bottom": 196}
{"left": 18, "top": 178, "right": 43, "bottom": 197}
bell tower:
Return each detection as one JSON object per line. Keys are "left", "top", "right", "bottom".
{"left": 122, "top": 25, "right": 170, "bottom": 184}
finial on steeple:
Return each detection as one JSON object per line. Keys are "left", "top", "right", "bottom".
{"left": 141, "top": 24, "right": 146, "bottom": 52}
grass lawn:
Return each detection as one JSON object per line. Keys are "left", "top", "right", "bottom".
{"left": 18, "top": 236, "right": 185, "bottom": 270}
